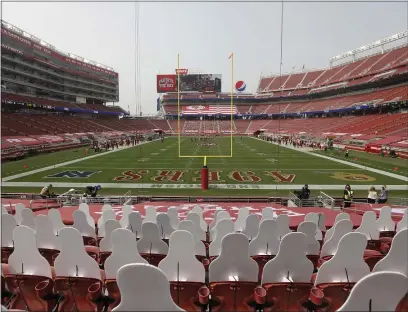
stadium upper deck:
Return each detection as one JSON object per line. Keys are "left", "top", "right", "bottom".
{"left": 0, "top": 20, "right": 119, "bottom": 105}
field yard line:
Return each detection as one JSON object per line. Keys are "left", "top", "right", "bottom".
{"left": 2, "top": 140, "right": 157, "bottom": 182}
{"left": 59, "top": 166, "right": 365, "bottom": 171}
{"left": 2, "top": 181, "right": 408, "bottom": 190}
{"left": 251, "top": 138, "right": 408, "bottom": 182}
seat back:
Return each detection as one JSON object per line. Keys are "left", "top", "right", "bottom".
{"left": 9, "top": 226, "right": 52, "bottom": 278}
{"left": 73, "top": 210, "right": 96, "bottom": 238}
{"left": 315, "top": 232, "right": 369, "bottom": 285}
{"left": 209, "top": 233, "right": 258, "bottom": 282}
{"left": 48, "top": 208, "right": 67, "bottom": 235}
{"left": 35, "top": 215, "right": 61, "bottom": 250}
{"left": 54, "top": 227, "right": 101, "bottom": 280}
{"left": 249, "top": 219, "right": 279, "bottom": 256}
{"left": 186, "top": 213, "right": 206, "bottom": 241}
{"left": 320, "top": 219, "right": 353, "bottom": 257}
{"left": 261, "top": 232, "right": 313, "bottom": 284}
{"left": 191, "top": 205, "right": 207, "bottom": 231}
{"left": 373, "top": 228, "right": 408, "bottom": 276}
{"left": 396, "top": 208, "right": 407, "bottom": 232}
{"left": 156, "top": 213, "right": 175, "bottom": 239}
{"left": 261, "top": 207, "right": 277, "bottom": 222}
{"left": 234, "top": 207, "right": 249, "bottom": 232}
{"left": 79, "top": 203, "right": 95, "bottom": 228}
{"left": 112, "top": 263, "right": 183, "bottom": 311}
{"left": 98, "top": 209, "right": 117, "bottom": 237}
{"left": 297, "top": 221, "right": 320, "bottom": 255}
{"left": 1, "top": 214, "right": 16, "bottom": 247}
{"left": 104, "top": 228, "right": 147, "bottom": 279}
{"left": 99, "top": 220, "right": 122, "bottom": 252}
{"left": 242, "top": 214, "right": 260, "bottom": 240}
{"left": 325, "top": 212, "right": 350, "bottom": 242}
{"left": 119, "top": 205, "right": 133, "bottom": 228}
{"left": 177, "top": 220, "right": 206, "bottom": 256}
{"left": 14, "top": 203, "right": 25, "bottom": 225}
{"left": 355, "top": 211, "right": 379, "bottom": 240}
{"left": 143, "top": 206, "right": 157, "bottom": 223}
{"left": 375, "top": 206, "right": 395, "bottom": 232}
{"left": 167, "top": 207, "right": 179, "bottom": 229}
{"left": 337, "top": 272, "right": 408, "bottom": 311}
{"left": 20, "top": 208, "right": 35, "bottom": 230}
{"left": 209, "top": 219, "right": 234, "bottom": 257}
{"left": 137, "top": 222, "right": 169, "bottom": 255}
{"left": 127, "top": 211, "right": 142, "bottom": 238}
{"left": 159, "top": 231, "right": 205, "bottom": 283}
{"left": 276, "top": 214, "right": 291, "bottom": 239}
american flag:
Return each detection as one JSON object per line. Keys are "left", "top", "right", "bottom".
{"left": 182, "top": 105, "right": 237, "bottom": 115}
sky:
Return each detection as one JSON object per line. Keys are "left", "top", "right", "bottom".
{"left": 2, "top": 1, "right": 407, "bottom": 115}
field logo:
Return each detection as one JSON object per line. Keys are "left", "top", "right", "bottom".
{"left": 47, "top": 171, "right": 100, "bottom": 178}
{"left": 113, "top": 170, "right": 148, "bottom": 181}
{"left": 229, "top": 171, "right": 262, "bottom": 183}
{"left": 264, "top": 171, "right": 296, "bottom": 183}
{"left": 331, "top": 172, "right": 376, "bottom": 182}
{"left": 192, "top": 170, "right": 225, "bottom": 182}
{"left": 151, "top": 170, "right": 185, "bottom": 182}
{"left": 235, "top": 81, "right": 246, "bottom": 92}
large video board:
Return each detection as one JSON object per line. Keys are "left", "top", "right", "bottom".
{"left": 157, "top": 74, "right": 222, "bottom": 93}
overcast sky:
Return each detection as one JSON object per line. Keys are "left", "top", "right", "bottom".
{"left": 2, "top": 1, "right": 407, "bottom": 115}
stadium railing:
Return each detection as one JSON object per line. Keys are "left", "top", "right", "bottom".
{"left": 288, "top": 191, "right": 335, "bottom": 209}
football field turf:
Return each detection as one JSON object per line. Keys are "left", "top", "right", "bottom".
{"left": 2, "top": 137, "right": 407, "bottom": 196}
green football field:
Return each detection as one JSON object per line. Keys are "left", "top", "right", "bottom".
{"left": 2, "top": 137, "right": 407, "bottom": 196}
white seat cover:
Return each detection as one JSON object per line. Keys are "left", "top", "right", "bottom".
{"left": 143, "top": 206, "right": 157, "bottom": 223}
{"left": 376, "top": 206, "right": 396, "bottom": 232}
{"left": 127, "top": 212, "right": 142, "bottom": 238}
{"left": 261, "top": 207, "right": 277, "bottom": 222}
{"left": 14, "top": 203, "right": 25, "bottom": 225}
{"left": 159, "top": 230, "right": 205, "bottom": 283}
{"left": 320, "top": 219, "right": 353, "bottom": 258}
{"left": 119, "top": 205, "right": 133, "bottom": 228}
{"left": 209, "top": 219, "right": 235, "bottom": 257}
{"left": 177, "top": 220, "right": 206, "bottom": 256}
{"left": 337, "top": 271, "right": 408, "bottom": 312}
{"left": 249, "top": 219, "right": 280, "bottom": 256}
{"left": 167, "top": 207, "right": 180, "bottom": 229}
{"left": 297, "top": 221, "right": 320, "bottom": 255}
{"left": 396, "top": 208, "right": 407, "bottom": 232}
{"left": 112, "top": 263, "right": 184, "bottom": 311}
{"left": 48, "top": 209, "right": 67, "bottom": 235}
{"left": 79, "top": 203, "right": 95, "bottom": 228}
{"left": 99, "top": 220, "right": 122, "bottom": 252}
{"left": 355, "top": 211, "right": 379, "bottom": 240}
{"left": 262, "top": 232, "right": 313, "bottom": 284}
{"left": 191, "top": 205, "right": 207, "bottom": 231}
{"left": 156, "top": 213, "right": 175, "bottom": 239}
{"left": 304, "top": 212, "right": 323, "bottom": 240}
{"left": 276, "top": 214, "right": 291, "bottom": 239}
{"left": 8, "top": 226, "right": 52, "bottom": 278}
{"left": 73, "top": 210, "right": 96, "bottom": 238}
{"left": 209, "top": 233, "right": 258, "bottom": 283}
{"left": 54, "top": 227, "right": 101, "bottom": 280}
{"left": 137, "top": 222, "right": 169, "bottom": 255}
{"left": 325, "top": 212, "right": 350, "bottom": 242}
{"left": 104, "top": 228, "right": 147, "bottom": 279}
{"left": 242, "top": 214, "right": 260, "bottom": 240}
{"left": 210, "top": 210, "right": 230, "bottom": 239}
{"left": 102, "top": 204, "right": 113, "bottom": 211}
{"left": 20, "top": 208, "right": 35, "bottom": 230}
{"left": 1, "top": 214, "right": 16, "bottom": 247}
{"left": 35, "top": 215, "right": 61, "bottom": 250}
{"left": 315, "top": 232, "right": 369, "bottom": 285}
{"left": 186, "top": 213, "right": 206, "bottom": 241}
{"left": 98, "top": 209, "right": 117, "bottom": 237}
{"left": 234, "top": 207, "right": 249, "bottom": 232}
{"left": 373, "top": 228, "right": 408, "bottom": 276}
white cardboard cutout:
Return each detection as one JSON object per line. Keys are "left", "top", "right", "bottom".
{"left": 48, "top": 209, "right": 67, "bottom": 235}
{"left": 262, "top": 232, "right": 313, "bottom": 284}
{"left": 209, "top": 233, "right": 258, "bottom": 283}
{"left": 304, "top": 212, "right": 324, "bottom": 239}
{"left": 1, "top": 214, "right": 16, "bottom": 247}
{"left": 242, "top": 214, "right": 260, "bottom": 241}
{"left": 177, "top": 220, "right": 206, "bottom": 256}
{"left": 375, "top": 206, "right": 396, "bottom": 232}
{"left": 99, "top": 219, "right": 122, "bottom": 252}
{"left": 119, "top": 205, "right": 133, "bottom": 228}
{"left": 21, "top": 208, "right": 35, "bottom": 230}
{"left": 112, "top": 263, "right": 184, "bottom": 311}
{"left": 73, "top": 210, "right": 96, "bottom": 238}
{"left": 9, "top": 225, "right": 52, "bottom": 278}
{"left": 167, "top": 207, "right": 180, "bottom": 229}
{"left": 127, "top": 211, "right": 142, "bottom": 238}
{"left": 209, "top": 219, "right": 235, "bottom": 257}
{"left": 355, "top": 211, "right": 379, "bottom": 240}
{"left": 325, "top": 212, "right": 350, "bottom": 242}
{"left": 35, "top": 215, "right": 61, "bottom": 250}
{"left": 159, "top": 230, "right": 205, "bottom": 283}
{"left": 156, "top": 213, "right": 175, "bottom": 239}
{"left": 261, "top": 207, "right": 277, "bottom": 222}
{"left": 54, "top": 227, "right": 101, "bottom": 280}
{"left": 315, "top": 232, "right": 369, "bottom": 285}
{"left": 137, "top": 222, "right": 169, "bottom": 255}
{"left": 186, "top": 213, "right": 206, "bottom": 241}
{"left": 102, "top": 204, "right": 113, "bottom": 211}
{"left": 320, "top": 219, "right": 353, "bottom": 258}
{"left": 297, "top": 221, "right": 320, "bottom": 255}
{"left": 104, "top": 228, "right": 147, "bottom": 279}
{"left": 396, "top": 208, "right": 407, "bottom": 232}
{"left": 249, "top": 219, "right": 280, "bottom": 256}
{"left": 14, "top": 203, "right": 25, "bottom": 225}
{"left": 210, "top": 210, "right": 230, "bottom": 239}
{"left": 79, "top": 203, "right": 95, "bottom": 228}
{"left": 98, "top": 209, "right": 117, "bottom": 237}
{"left": 276, "top": 214, "right": 291, "bottom": 239}
{"left": 143, "top": 206, "right": 157, "bottom": 224}
{"left": 234, "top": 207, "right": 250, "bottom": 232}
{"left": 190, "top": 205, "right": 207, "bottom": 231}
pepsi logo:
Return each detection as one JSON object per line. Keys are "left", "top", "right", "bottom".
{"left": 235, "top": 81, "right": 246, "bottom": 92}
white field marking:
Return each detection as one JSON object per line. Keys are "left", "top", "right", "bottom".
{"left": 137, "top": 158, "right": 150, "bottom": 162}
{"left": 2, "top": 140, "right": 158, "bottom": 182}
{"left": 2, "top": 181, "right": 408, "bottom": 191}
{"left": 251, "top": 137, "right": 408, "bottom": 182}
{"left": 150, "top": 153, "right": 159, "bottom": 155}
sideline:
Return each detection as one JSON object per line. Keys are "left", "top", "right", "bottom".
{"left": 252, "top": 137, "right": 408, "bottom": 182}
{"left": 2, "top": 140, "right": 157, "bottom": 182}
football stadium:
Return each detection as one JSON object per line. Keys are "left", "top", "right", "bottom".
{"left": 1, "top": 2, "right": 408, "bottom": 311}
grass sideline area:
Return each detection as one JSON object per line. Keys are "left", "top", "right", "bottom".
{"left": 1, "top": 137, "right": 406, "bottom": 196}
